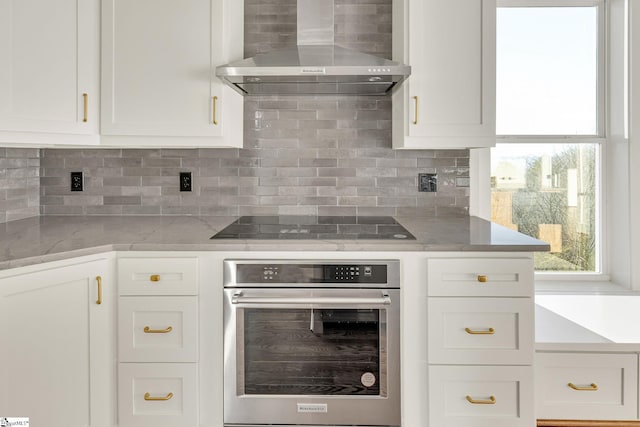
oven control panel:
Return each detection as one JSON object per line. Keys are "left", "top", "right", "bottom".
{"left": 227, "top": 261, "right": 396, "bottom": 286}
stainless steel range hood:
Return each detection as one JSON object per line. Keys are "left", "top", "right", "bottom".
{"left": 215, "top": 0, "right": 411, "bottom": 96}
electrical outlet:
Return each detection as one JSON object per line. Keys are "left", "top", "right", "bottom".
{"left": 418, "top": 173, "right": 437, "bottom": 192}
{"left": 70, "top": 172, "right": 83, "bottom": 192}
{"left": 180, "top": 172, "right": 192, "bottom": 192}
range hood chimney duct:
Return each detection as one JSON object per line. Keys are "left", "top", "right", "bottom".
{"left": 297, "top": 0, "right": 334, "bottom": 45}
{"left": 215, "top": 0, "right": 411, "bottom": 96}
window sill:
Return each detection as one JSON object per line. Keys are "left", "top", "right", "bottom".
{"left": 536, "top": 279, "right": 639, "bottom": 295}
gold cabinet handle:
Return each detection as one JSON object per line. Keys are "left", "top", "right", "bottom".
{"left": 150, "top": 274, "right": 161, "bottom": 282}
{"left": 465, "top": 327, "right": 495, "bottom": 335}
{"left": 477, "top": 275, "right": 488, "bottom": 283}
{"left": 96, "top": 275, "right": 102, "bottom": 305}
{"left": 144, "top": 326, "right": 173, "bottom": 334}
{"left": 144, "top": 392, "right": 174, "bottom": 401}
{"left": 412, "top": 96, "right": 418, "bottom": 125}
{"left": 568, "top": 382, "right": 598, "bottom": 391}
{"left": 466, "top": 395, "right": 496, "bottom": 405}
{"left": 83, "top": 93, "right": 88, "bottom": 122}
{"left": 212, "top": 96, "right": 219, "bottom": 125}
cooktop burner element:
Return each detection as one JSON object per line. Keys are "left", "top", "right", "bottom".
{"left": 210, "top": 215, "right": 416, "bottom": 240}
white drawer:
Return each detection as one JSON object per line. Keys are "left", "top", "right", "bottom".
{"left": 118, "top": 296, "right": 198, "bottom": 362}
{"left": 427, "top": 258, "right": 533, "bottom": 297}
{"left": 118, "top": 363, "right": 198, "bottom": 427}
{"left": 428, "top": 298, "right": 533, "bottom": 365}
{"left": 429, "top": 365, "right": 534, "bottom": 427}
{"left": 536, "top": 352, "right": 638, "bottom": 420}
{"left": 118, "top": 257, "right": 198, "bottom": 295}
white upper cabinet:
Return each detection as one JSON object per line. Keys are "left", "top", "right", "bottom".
{"left": 101, "top": 0, "right": 243, "bottom": 147}
{"left": 0, "top": 0, "right": 100, "bottom": 145}
{"left": 393, "top": 0, "right": 496, "bottom": 149}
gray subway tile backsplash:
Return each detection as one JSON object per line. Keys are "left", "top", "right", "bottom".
{"left": 0, "top": 0, "right": 470, "bottom": 223}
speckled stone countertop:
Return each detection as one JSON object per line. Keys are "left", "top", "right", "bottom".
{"left": 0, "top": 215, "right": 549, "bottom": 270}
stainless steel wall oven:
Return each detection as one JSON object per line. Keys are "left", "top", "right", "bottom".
{"left": 223, "top": 259, "right": 401, "bottom": 427}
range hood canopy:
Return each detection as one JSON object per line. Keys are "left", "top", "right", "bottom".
{"left": 216, "top": 0, "right": 411, "bottom": 96}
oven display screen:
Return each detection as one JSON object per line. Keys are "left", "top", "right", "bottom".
{"left": 242, "top": 308, "right": 382, "bottom": 396}
{"left": 235, "top": 264, "right": 388, "bottom": 284}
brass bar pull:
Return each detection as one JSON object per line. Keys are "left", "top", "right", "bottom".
{"left": 466, "top": 395, "right": 496, "bottom": 405}
{"left": 150, "top": 274, "right": 161, "bottom": 282}
{"left": 568, "top": 382, "right": 598, "bottom": 391}
{"left": 96, "top": 276, "right": 102, "bottom": 305}
{"left": 144, "top": 326, "right": 173, "bottom": 334}
{"left": 465, "top": 327, "right": 495, "bottom": 335}
{"left": 83, "top": 93, "right": 88, "bottom": 122}
{"left": 144, "top": 392, "right": 174, "bottom": 401}
{"left": 212, "top": 96, "right": 218, "bottom": 125}
{"left": 413, "top": 96, "right": 418, "bottom": 125}
{"left": 477, "top": 275, "right": 488, "bottom": 283}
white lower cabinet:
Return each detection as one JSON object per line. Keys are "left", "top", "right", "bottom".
{"left": 117, "top": 254, "right": 201, "bottom": 427}
{"left": 429, "top": 365, "right": 534, "bottom": 427}
{"left": 0, "top": 257, "right": 114, "bottom": 427}
{"left": 426, "top": 254, "right": 535, "bottom": 427}
{"left": 536, "top": 352, "right": 639, "bottom": 421}
{"left": 118, "top": 363, "right": 198, "bottom": 427}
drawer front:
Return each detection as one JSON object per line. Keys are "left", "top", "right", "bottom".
{"left": 429, "top": 365, "right": 534, "bottom": 427}
{"left": 118, "top": 257, "right": 198, "bottom": 295}
{"left": 118, "top": 363, "right": 198, "bottom": 427}
{"left": 427, "top": 258, "right": 533, "bottom": 297}
{"left": 536, "top": 352, "right": 638, "bottom": 420}
{"left": 428, "top": 298, "right": 533, "bottom": 365}
{"left": 118, "top": 296, "right": 198, "bottom": 362}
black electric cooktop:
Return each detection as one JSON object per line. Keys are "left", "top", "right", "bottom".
{"left": 210, "top": 216, "right": 416, "bottom": 240}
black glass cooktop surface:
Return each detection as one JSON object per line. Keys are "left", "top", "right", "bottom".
{"left": 211, "top": 216, "right": 416, "bottom": 240}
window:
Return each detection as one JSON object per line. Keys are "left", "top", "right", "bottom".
{"left": 491, "top": 1, "right": 604, "bottom": 273}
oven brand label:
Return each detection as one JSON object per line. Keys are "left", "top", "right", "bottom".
{"left": 361, "top": 372, "right": 376, "bottom": 387}
{"left": 297, "top": 403, "right": 328, "bottom": 414}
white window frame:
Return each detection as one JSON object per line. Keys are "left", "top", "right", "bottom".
{"left": 472, "top": 0, "right": 638, "bottom": 289}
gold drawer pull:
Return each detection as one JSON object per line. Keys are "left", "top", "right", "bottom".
{"left": 82, "top": 93, "right": 88, "bottom": 122}
{"left": 466, "top": 395, "right": 496, "bottom": 405}
{"left": 477, "top": 275, "right": 488, "bottom": 283}
{"left": 144, "top": 326, "right": 173, "bottom": 334}
{"left": 96, "top": 275, "right": 102, "bottom": 305}
{"left": 465, "top": 327, "right": 495, "bottom": 335}
{"left": 413, "top": 96, "right": 419, "bottom": 125}
{"left": 150, "top": 274, "right": 161, "bottom": 282}
{"left": 144, "top": 392, "right": 174, "bottom": 401}
{"left": 568, "top": 382, "right": 598, "bottom": 391}
{"left": 212, "top": 96, "right": 218, "bottom": 125}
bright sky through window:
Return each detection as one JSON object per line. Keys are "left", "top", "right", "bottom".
{"left": 496, "top": 7, "right": 598, "bottom": 135}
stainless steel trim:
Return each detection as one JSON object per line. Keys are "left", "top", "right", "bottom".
{"left": 231, "top": 291, "right": 391, "bottom": 306}
{"left": 223, "top": 259, "right": 400, "bottom": 289}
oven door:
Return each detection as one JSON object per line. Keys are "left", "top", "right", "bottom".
{"left": 223, "top": 288, "right": 401, "bottom": 427}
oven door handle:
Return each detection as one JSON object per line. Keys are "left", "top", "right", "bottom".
{"left": 231, "top": 291, "right": 392, "bottom": 306}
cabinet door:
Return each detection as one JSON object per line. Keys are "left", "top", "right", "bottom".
{"left": 0, "top": 259, "right": 114, "bottom": 427}
{"left": 393, "top": 0, "right": 496, "bottom": 149}
{"left": 0, "top": 0, "right": 99, "bottom": 142}
{"left": 101, "top": 0, "right": 242, "bottom": 146}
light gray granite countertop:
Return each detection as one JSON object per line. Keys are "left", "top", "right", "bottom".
{"left": 0, "top": 215, "right": 549, "bottom": 270}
